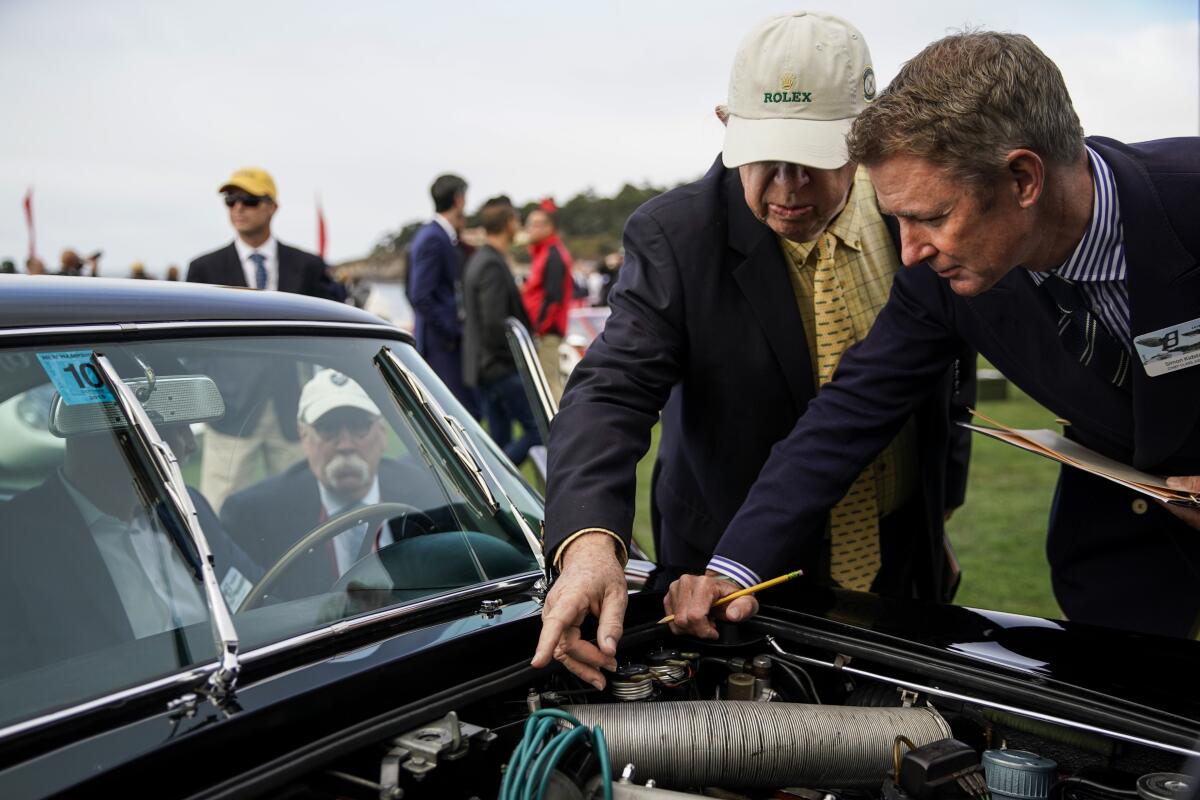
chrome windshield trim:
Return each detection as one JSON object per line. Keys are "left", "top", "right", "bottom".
{"left": 0, "top": 319, "right": 408, "bottom": 340}
{"left": 0, "top": 572, "right": 541, "bottom": 744}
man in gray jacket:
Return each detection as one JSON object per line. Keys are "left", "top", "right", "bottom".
{"left": 462, "top": 196, "right": 540, "bottom": 465}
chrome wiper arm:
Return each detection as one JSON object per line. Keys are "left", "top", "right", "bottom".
{"left": 91, "top": 353, "right": 240, "bottom": 704}
{"left": 374, "top": 349, "right": 547, "bottom": 580}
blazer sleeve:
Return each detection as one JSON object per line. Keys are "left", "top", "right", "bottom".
{"left": 543, "top": 209, "right": 687, "bottom": 561}
{"left": 713, "top": 263, "right": 963, "bottom": 578}
{"left": 408, "top": 234, "right": 462, "bottom": 343}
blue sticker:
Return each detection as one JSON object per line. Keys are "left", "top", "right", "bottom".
{"left": 36, "top": 350, "right": 114, "bottom": 406}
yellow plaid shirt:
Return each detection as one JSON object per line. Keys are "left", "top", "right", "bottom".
{"left": 777, "top": 167, "right": 918, "bottom": 516}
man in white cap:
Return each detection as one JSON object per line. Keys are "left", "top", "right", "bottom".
{"left": 532, "top": 11, "right": 974, "bottom": 689}
{"left": 221, "top": 369, "right": 443, "bottom": 596}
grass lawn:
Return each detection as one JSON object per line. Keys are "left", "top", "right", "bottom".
{"left": 629, "top": 376, "right": 1065, "bottom": 620}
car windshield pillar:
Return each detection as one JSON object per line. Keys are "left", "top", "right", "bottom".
{"left": 374, "top": 347, "right": 548, "bottom": 581}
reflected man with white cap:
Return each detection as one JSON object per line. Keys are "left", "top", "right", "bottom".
{"left": 221, "top": 369, "right": 443, "bottom": 590}
{"left": 533, "top": 11, "right": 974, "bottom": 689}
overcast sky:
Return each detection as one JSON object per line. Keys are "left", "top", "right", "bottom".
{"left": 1, "top": 0, "right": 1196, "bottom": 275}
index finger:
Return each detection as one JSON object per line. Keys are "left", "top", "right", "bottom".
{"left": 532, "top": 613, "right": 571, "bottom": 668}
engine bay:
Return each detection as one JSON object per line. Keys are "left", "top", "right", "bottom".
{"left": 267, "top": 631, "right": 1195, "bottom": 800}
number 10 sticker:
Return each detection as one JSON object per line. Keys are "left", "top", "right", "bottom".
{"left": 36, "top": 350, "right": 115, "bottom": 405}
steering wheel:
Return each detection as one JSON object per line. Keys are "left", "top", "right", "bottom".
{"left": 238, "top": 501, "right": 437, "bottom": 611}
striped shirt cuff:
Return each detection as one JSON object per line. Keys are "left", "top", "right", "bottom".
{"left": 552, "top": 528, "right": 629, "bottom": 571}
{"left": 706, "top": 555, "right": 762, "bottom": 589}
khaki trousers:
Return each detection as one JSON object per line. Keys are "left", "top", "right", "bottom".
{"left": 536, "top": 334, "right": 564, "bottom": 404}
{"left": 200, "top": 402, "right": 304, "bottom": 513}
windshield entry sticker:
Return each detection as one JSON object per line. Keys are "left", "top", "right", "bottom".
{"left": 220, "top": 567, "right": 253, "bottom": 609}
{"left": 36, "top": 351, "right": 115, "bottom": 405}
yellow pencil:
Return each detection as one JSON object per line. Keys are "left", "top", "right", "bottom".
{"left": 657, "top": 570, "right": 803, "bottom": 625}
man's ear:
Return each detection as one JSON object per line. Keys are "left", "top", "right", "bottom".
{"left": 715, "top": 104, "right": 730, "bottom": 126}
{"left": 1005, "top": 149, "right": 1045, "bottom": 209}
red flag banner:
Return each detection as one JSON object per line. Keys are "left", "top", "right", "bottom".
{"left": 23, "top": 187, "right": 35, "bottom": 260}
{"left": 316, "top": 197, "right": 327, "bottom": 260}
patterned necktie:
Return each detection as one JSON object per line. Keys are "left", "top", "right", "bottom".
{"left": 249, "top": 252, "right": 267, "bottom": 290}
{"left": 812, "top": 233, "right": 881, "bottom": 591}
{"left": 1040, "top": 273, "right": 1131, "bottom": 390}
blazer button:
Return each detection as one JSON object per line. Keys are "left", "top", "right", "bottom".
{"left": 1131, "top": 498, "right": 1149, "bottom": 515}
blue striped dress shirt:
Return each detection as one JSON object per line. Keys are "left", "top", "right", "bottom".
{"left": 1027, "top": 146, "right": 1131, "bottom": 350}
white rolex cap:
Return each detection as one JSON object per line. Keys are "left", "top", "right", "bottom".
{"left": 722, "top": 11, "right": 876, "bottom": 170}
{"left": 297, "top": 368, "right": 381, "bottom": 424}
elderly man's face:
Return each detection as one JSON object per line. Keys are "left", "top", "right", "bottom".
{"left": 739, "top": 160, "right": 857, "bottom": 243}
{"left": 299, "top": 407, "right": 386, "bottom": 502}
{"left": 868, "top": 154, "right": 1031, "bottom": 297}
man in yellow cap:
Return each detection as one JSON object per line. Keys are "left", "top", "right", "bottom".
{"left": 187, "top": 167, "right": 346, "bottom": 512}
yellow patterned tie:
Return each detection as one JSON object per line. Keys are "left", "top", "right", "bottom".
{"left": 812, "top": 233, "right": 881, "bottom": 591}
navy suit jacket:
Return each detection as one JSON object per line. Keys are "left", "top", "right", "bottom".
{"left": 186, "top": 240, "right": 345, "bottom": 301}
{"left": 545, "top": 156, "right": 975, "bottom": 601}
{"left": 0, "top": 473, "right": 262, "bottom": 677}
{"left": 715, "top": 137, "right": 1200, "bottom": 636}
{"left": 220, "top": 458, "right": 446, "bottom": 601}
{"left": 407, "top": 221, "right": 463, "bottom": 355}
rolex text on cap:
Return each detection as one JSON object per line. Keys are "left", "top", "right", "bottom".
{"left": 723, "top": 11, "right": 875, "bottom": 170}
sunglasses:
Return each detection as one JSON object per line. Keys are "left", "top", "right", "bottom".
{"left": 312, "top": 418, "right": 377, "bottom": 442}
{"left": 224, "top": 192, "right": 269, "bottom": 208}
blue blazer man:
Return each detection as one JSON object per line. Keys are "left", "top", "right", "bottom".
{"left": 407, "top": 174, "right": 480, "bottom": 418}
{"left": 714, "top": 136, "right": 1200, "bottom": 638}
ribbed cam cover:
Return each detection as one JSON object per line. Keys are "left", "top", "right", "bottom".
{"left": 563, "top": 702, "right": 952, "bottom": 789}
{"left": 982, "top": 749, "right": 1058, "bottom": 800}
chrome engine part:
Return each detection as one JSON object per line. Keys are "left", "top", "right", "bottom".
{"left": 563, "top": 701, "right": 953, "bottom": 789}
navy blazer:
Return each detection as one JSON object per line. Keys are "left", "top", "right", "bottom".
{"left": 715, "top": 137, "right": 1200, "bottom": 637}
{"left": 186, "top": 240, "right": 345, "bottom": 301}
{"left": 545, "top": 156, "right": 974, "bottom": 601}
{"left": 407, "top": 221, "right": 463, "bottom": 354}
{"left": 0, "top": 473, "right": 262, "bottom": 676}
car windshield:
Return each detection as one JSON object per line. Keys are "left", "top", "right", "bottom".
{"left": 0, "top": 334, "right": 542, "bottom": 729}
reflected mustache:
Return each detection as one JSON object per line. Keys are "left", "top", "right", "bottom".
{"left": 324, "top": 453, "right": 371, "bottom": 484}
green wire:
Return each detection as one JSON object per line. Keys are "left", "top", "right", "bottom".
{"left": 528, "top": 725, "right": 587, "bottom": 800}
{"left": 501, "top": 708, "right": 612, "bottom": 800}
{"left": 593, "top": 725, "right": 613, "bottom": 800}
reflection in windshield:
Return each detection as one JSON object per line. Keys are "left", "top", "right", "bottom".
{"left": 0, "top": 335, "right": 541, "bottom": 729}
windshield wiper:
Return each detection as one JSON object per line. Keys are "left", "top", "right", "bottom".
{"left": 374, "top": 348, "right": 548, "bottom": 585}
{"left": 91, "top": 352, "right": 241, "bottom": 706}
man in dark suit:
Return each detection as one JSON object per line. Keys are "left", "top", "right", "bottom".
{"left": 187, "top": 167, "right": 345, "bottom": 511}
{"left": 0, "top": 423, "right": 262, "bottom": 677}
{"left": 669, "top": 32, "right": 1200, "bottom": 640}
{"left": 407, "top": 173, "right": 480, "bottom": 418}
{"left": 533, "top": 12, "right": 975, "bottom": 689}
{"left": 221, "top": 369, "right": 444, "bottom": 601}
{"left": 463, "top": 195, "right": 540, "bottom": 465}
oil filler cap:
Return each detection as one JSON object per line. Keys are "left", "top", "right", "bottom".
{"left": 982, "top": 750, "right": 1057, "bottom": 800}
{"left": 1137, "top": 773, "right": 1195, "bottom": 800}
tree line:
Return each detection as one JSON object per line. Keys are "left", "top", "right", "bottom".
{"left": 371, "top": 181, "right": 681, "bottom": 263}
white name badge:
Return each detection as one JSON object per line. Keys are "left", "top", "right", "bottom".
{"left": 1133, "top": 318, "right": 1200, "bottom": 376}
